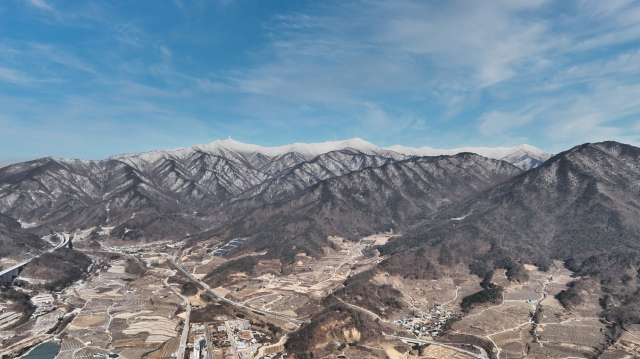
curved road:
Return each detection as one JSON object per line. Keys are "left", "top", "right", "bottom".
{"left": 332, "top": 295, "right": 388, "bottom": 322}
{"left": 0, "top": 232, "right": 69, "bottom": 282}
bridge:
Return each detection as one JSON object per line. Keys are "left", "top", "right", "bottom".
{"left": 0, "top": 233, "right": 70, "bottom": 285}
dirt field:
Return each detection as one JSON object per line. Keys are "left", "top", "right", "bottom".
{"left": 421, "top": 344, "right": 475, "bottom": 359}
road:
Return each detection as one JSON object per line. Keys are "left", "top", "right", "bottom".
{"left": 383, "top": 334, "right": 489, "bottom": 359}
{"left": 255, "top": 335, "right": 288, "bottom": 359}
{"left": 170, "top": 258, "right": 307, "bottom": 324}
{"left": 164, "top": 277, "right": 191, "bottom": 359}
{"left": 0, "top": 232, "right": 69, "bottom": 282}
{"left": 332, "top": 295, "right": 388, "bottom": 322}
{"left": 240, "top": 291, "right": 278, "bottom": 305}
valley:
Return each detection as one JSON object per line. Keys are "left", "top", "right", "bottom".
{"left": 2, "top": 226, "right": 626, "bottom": 359}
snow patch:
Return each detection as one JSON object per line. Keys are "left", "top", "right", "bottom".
{"left": 18, "top": 220, "right": 37, "bottom": 229}
{"left": 450, "top": 213, "right": 471, "bottom": 221}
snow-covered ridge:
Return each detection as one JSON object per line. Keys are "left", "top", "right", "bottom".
{"left": 108, "top": 138, "right": 550, "bottom": 159}
{"left": 106, "top": 138, "right": 551, "bottom": 170}
{"left": 43, "top": 137, "right": 552, "bottom": 172}
{"left": 108, "top": 137, "right": 384, "bottom": 162}
{"left": 383, "top": 143, "right": 548, "bottom": 159}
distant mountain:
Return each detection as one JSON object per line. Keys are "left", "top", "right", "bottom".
{"left": 0, "top": 139, "right": 409, "bottom": 233}
{"left": 206, "top": 153, "right": 522, "bottom": 262}
{"left": 385, "top": 143, "right": 553, "bottom": 170}
{"left": 0, "top": 138, "right": 550, "bottom": 236}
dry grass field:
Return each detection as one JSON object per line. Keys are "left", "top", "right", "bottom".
{"left": 433, "top": 261, "right": 613, "bottom": 358}
{"left": 421, "top": 344, "right": 475, "bottom": 359}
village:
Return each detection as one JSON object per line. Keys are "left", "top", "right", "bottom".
{"left": 393, "top": 305, "right": 453, "bottom": 339}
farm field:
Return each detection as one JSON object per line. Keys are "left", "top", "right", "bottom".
{"left": 54, "top": 250, "right": 186, "bottom": 359}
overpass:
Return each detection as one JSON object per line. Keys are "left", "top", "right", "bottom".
{"left": 0, "top": 233, "right": 70, "bottom": 285}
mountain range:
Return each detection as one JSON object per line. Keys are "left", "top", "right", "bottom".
{"left": 0, "top": 138, "right": 551, "bottom": 234}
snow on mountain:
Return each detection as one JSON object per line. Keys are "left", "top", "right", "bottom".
{"left": 110, "top": 138, "right": 388, "bottom": 163}
{"left": 384, "top": 143, "right": 553, "bottom": 170}
{"left": 0, "top": 138, "right": 408, "bottom": 226}
{"left": 108, "top": 138, "right": 551, "bottom": 171}
{"left": 0, "top": 137, "right": 552, "bottom": 227}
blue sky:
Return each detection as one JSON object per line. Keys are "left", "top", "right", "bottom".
{"left": 2, "top": 0, "right": 640, "bottom": 165}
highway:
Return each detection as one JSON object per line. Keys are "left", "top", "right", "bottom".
{"left": 383, "top": 334, "right": 489, "bottom": 359}
{"left": 0, "top": 232, "right": 69, "bottom": 283}
{"left": 170, "top": 258, "right": 308, "bottom": 325}
{"left": 164, "top": 277, "right": 192, "bottom": 359}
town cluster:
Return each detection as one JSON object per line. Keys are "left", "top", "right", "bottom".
{"left": 394, "top": 305, "right": 453, "bottom": 339}
{"left": 191, "top": 319, "right": 287, "bottom": 359}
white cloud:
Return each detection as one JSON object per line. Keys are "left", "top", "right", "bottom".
{"left": 0, "top": 67, "right": 36, "bottom": 85}
{"left": 26, "top": 0, "right": 55, "bottom": 12}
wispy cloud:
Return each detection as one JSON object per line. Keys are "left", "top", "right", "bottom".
{"left": 26, "top": 0, "right": 55, "bottom": 12}
{"left": 220, "top": 0, "right": 640, "bottom": 148}
{"left": 3, "top": 0, "right": 640, "bottom": 161}
{"left": 0, "top": 67, "right": 39, "bottom": 85}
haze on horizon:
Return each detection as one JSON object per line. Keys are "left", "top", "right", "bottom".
{"left": 1, "top": 0, "right": 640, "bottom": 165}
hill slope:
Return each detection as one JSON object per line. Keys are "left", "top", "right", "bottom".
{"left": 205, "top": 153, "right": 522, "bottom": 262}
{"left": 379, "top": 141, "right": 640, "bottom": 324}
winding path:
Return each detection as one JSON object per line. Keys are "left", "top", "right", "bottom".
{"left": 332, "top": 295, "right": 388, "bottom": 322}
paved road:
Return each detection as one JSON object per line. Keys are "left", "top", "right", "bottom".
{"left": 0, "top": 232, "right": 69, "bottom": 282}
{"left": 383, "top": 334, "right": 489, "bottom": 359}
{"left": 170, "top": 258, "right": 307, "bottom": 324}
{"left": 164, "top": 277, "right": 192, "bottom": 359}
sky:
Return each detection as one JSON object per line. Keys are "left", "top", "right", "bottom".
{"left": 2, "top": 0, "right": 640, "bottom": 165}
